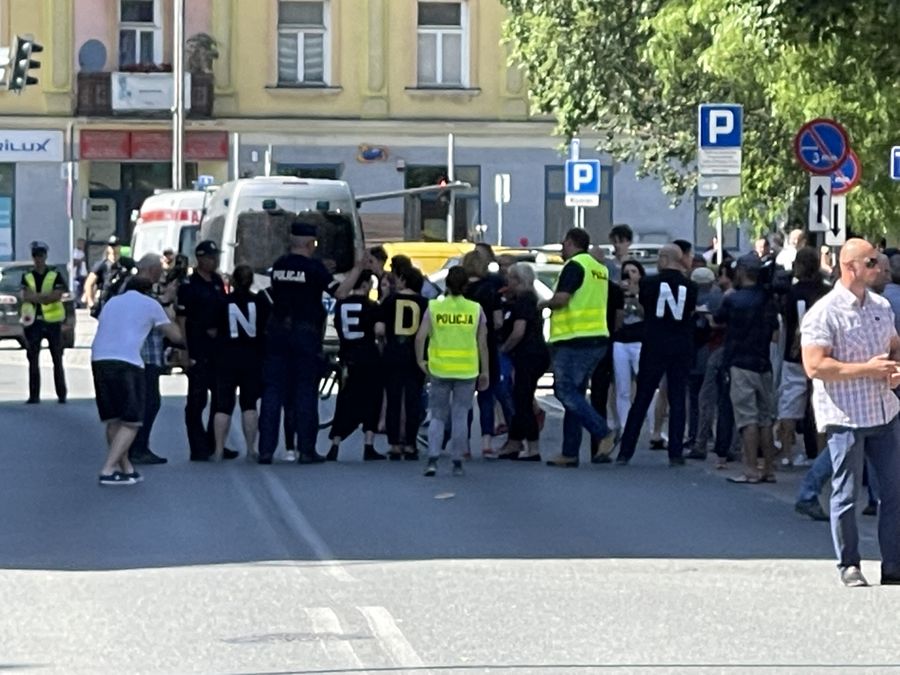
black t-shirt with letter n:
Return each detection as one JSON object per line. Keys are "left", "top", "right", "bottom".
{"left": 216, "top": 290, "right": 268, "bottom": 360}
{"left": 333, "top": 295, "right": 380, "bottom": 366}
{"left": 268, "top": 253, "right": 338, "bottom": 331}
{"left": 638, "top": 269, "right": 698, "bottom": 347}
{"left": 379, "top": 292, "right": 429, "bottom": 365}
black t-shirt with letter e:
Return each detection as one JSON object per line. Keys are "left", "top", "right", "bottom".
{"left": 333, "top": 295, "right": 380, "bottom": 366}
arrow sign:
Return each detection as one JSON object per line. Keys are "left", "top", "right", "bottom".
{"left": 826, "top": 195, "right": 846, "bottom": 246}
{"left": 808, "top": 175, "right": 831, "bottom": 232}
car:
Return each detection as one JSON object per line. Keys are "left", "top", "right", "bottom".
{"left": 0, "top": 261, "right": 76, "bottom": 349}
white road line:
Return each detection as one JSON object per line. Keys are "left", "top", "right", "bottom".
{"left": 228, "top": 471, "right": 293, "bottom": 559}
{"left": 359, "top": 606, "right": 425, "bottom": 669}
{"left": 306, "top": 607, "right": 367, "bottom": 672}
{"left": 259, "top": 470, "right": 357, "bottom": 582}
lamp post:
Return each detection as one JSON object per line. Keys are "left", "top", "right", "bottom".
{"left": 172, "top": 0, "right": 185, "bottom": 190}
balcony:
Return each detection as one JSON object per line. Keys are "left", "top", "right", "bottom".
{"left": 76, "top": 71, "right": 214, "bottom": 118}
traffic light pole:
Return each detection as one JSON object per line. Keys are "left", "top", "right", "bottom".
{"left": 172, "top": 0, "right": 185, "bottom": 190}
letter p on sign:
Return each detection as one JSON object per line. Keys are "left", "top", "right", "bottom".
{"left": 709, "top": 111, "right": 733, "bottom": 144}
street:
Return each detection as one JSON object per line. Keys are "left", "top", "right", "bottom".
{"left": 0, "top": 314, "right": 897, "bottom": 674}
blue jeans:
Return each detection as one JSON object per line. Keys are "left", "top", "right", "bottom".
{"left": 258, "top": 323, "right": 323, "bottom": 460}
{"left": 826, "top": 417, "right": 900, "bottom": 574}
{"left": 797, "top": 450, "right": 833, "bottom": 503}
{"left": 552, "top": 341, "right": 610, "bottom": 459}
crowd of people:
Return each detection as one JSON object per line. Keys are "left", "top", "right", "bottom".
{"left": 20, "top": 209, "right": 897, "bottom": 585}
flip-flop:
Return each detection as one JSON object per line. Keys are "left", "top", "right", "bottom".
{"left": 727, "top": 475, "right": 761, "bottom": 484}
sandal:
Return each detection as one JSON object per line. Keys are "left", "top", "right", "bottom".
{"left": 727, "top": 475, "right": 761, "bottom": 484}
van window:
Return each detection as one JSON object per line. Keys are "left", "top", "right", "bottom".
{"left": 178, "top": 225, "right": 199, "bottom": 262}
{"left": 236, "top": 195, "right": 354, "bottom": 214}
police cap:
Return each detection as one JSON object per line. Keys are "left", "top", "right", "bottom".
{"left": 291, "top": 213, "right": 322, "bottom": 238}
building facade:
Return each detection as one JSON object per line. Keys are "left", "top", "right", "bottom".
{"left": 0, "top": 0, "right": 708, "bottom": 268}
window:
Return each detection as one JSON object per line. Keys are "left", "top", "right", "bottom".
{"left": 275, "top": 164, "right": 341, "bottom": 180}
{"left": 119, "top": 0, "right": 161, "bottom": 68}
{"left": 277, "top": 1, "right": 329, "bottom": 85}
{"left": 417, "top": 1, "right": 467, "bottom": 87}
{"left": 0, "top": 165, "right": 13, "bottom": 262}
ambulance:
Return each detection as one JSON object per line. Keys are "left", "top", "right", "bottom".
{"left": 130, "top": 189, "right": 212, "bottom": 262}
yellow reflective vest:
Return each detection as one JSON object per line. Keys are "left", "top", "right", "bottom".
{"left": 548, "top": 252, "right": 609, "bottom": 343}
{"left": 22, "top": 270, "right": 65, "bottom": 324}
{"left": 427, "top": 295, "right": 480, "bottom": 379}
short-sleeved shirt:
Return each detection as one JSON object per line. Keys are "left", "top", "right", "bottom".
{"left": 216, "top": 290, "right": 267, "bottom": 361}
{"left": 505, "top": 291, "right": 547, "bottom": 360}
{"left": 176, "top": 271, "right": 227, "bottom": 357}
{"left": 21, "top": 268, "right": 67, "bottom": 319}
{"left": 379, "top": 292, "right": 428, "bottom": 362}
{"left": 268, "top": 253, "right": 338, "bottom": 331}
{"left": 554, "top": 257, "right": 618, "bottom": 349}
{"left": 465, "top": 277, "right": 503, "bottom": 380}
{"left": 639, "top": 270, "right": 698, "bottom": 348}
{"left": 333, "top": 295, "right": 380, "bottom": 365}
{"left": 801, "top": 283, "right": 900, "bottom": 430}
{"left": 782, "top": 279, "right": 829, "bottom": 363}
{"left": 91, "top": 259, "right": 123, "bottom": 293}
{"left": 92, "top": 290, "right": 170, "bottom": 367}
{"left": 715, "top": 286, "right": 778, "bottom": 372}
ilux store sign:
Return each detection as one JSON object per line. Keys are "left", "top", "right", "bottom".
{"left": 80, "top": 130, "right": 228, "bottom": 161}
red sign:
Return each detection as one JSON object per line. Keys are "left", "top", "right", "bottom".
{"left": 80, "top": 130, "right": 131, "bottom": 159}
{"left": 79, "top": 130, "right": 228, "bottom": 161}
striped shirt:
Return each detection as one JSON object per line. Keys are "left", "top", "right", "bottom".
{"left": 801, "top": 282, "right": 899, "bottom": 430}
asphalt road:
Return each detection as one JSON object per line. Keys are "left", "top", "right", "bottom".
{"left": 0, "top": 314, "right": 897, "bottom": 674}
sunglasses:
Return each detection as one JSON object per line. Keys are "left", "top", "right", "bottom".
{"left": 863, "top": 257, "right": 879, "bottom": 269}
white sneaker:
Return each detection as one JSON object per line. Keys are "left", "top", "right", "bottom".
{"left": 284, "top": 450, "right": 299, "bottom": 463}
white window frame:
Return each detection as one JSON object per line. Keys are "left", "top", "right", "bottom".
{"left": 416, "top": 0, "right": 469, "bottom": 88}
{"left": 118, "top": 0, "right": 163, "bottom": 68}
{"left": 277, "top": 0, "right": 331, "bottom": 86}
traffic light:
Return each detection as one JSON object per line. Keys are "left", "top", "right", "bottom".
{"left": 8, "top": 35, "right": 42, "bottom": 93}
{"left": 437, "top": 175, "right": 451, "bottom": 205}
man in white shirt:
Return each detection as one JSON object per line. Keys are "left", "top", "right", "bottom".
{"left": 801, "top": 238, "right": 900, "bottom": 587}
{"left": 775, "top": 228, "right": 805, "bottom": 270}
{"left": 91, "top": 276, "right": 182, "bottom": 486}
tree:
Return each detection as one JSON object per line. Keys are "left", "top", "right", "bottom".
{"left": 502, "top": 0, "right": 900, "bottom": 238}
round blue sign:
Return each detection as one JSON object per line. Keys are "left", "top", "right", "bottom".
{"left": 793, "top": 118, "right": 850, "bottom": 175}
{"left": 831, "top": 150, "right": 860, "bottom": 195}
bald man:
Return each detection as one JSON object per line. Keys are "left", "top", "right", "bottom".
{"left": 800, "top": 238, "right": 900, "bottom": 587}
{"left": 615, "top": 244, "right": 698, "bottom": 466}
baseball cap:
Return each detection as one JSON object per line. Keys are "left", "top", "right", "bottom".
{"left": 690, "top": 267, "right": 716, "bottom": 285}
{"left": 30, "top": 241, "right": 49, "bottom": 254}
{"left": 735, "top": 253, "right": 762, "bottom": 272}
{"left": 107, "top": 235, "right": 121, "bottom": 246}
{"left": 290, "top": 214, "right": 320, "bottom": 238}
{"left": 195, "top": 240, "right": 221, "bottom": 257}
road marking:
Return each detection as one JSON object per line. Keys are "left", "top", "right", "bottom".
{"left": 227, "top": 471, "right": 292, "bottom": 559}
{"left": 306, "top": 607, "right": 367, "bottom": 671}
{"left": 359, "top": 606, "right": 424, "bottom": 668}
{"left": 259, "top": 470, "right": 357, "bottom": 583}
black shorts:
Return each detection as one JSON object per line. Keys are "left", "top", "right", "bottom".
{"left": 92, "top": 360, "right": 145, "bottom": 424}
{"left": 214, "top": 357, "right": 262, "bottom": 414}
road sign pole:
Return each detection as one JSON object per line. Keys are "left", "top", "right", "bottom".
{"left": 715, "top": 197, "right": 724, "bottom": 264}
{"left": 570, "top": 138, "right": 580, "bottom": 228}
{"left": 496, "top": 199, "right": 503, "bottom": 246}
{"left": 447, "top": 133, "right": 455, "bottom": 243}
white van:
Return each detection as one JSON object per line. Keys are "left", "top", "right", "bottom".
{"left": 199, "top": 177, "right": 364, "bottom": 277}
{"left": 131, "top": 189, "right": 210, "bottom": 262}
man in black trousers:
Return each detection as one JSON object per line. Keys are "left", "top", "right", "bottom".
{"left": 616, "top": 244, "right": 697, "bottom": 466}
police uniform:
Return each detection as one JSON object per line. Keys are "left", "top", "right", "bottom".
{"left": 379, "top": 290, "right": 428, "bottom": 457}
{"left": 257, "top": 220, "right": 340, "bottom": 464}
{"left": 546, "top": 251, "right": 613, "bottom": 465}
{"left": 616, "top": 268, "right": 698, "bottom": 464}
{"left": 20, "top": 242, "right": 68, "bottom": 404}
{"left": 329, "top": 290, "right": 384, "bottom": 459}
{"left": 424, "top": 293, "right": 483, "bottom": 474}
{"left": 176, "top": 240, "right": 227, "bottom": 460}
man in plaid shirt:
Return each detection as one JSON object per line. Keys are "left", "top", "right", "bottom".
{"left": 801, "top": 238, "right": 900, "bottom": 588}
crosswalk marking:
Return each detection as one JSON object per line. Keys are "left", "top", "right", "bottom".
{"left": 359, "top": 605, "right": 425, "bottom": 668}
{"left": 306, "top": 607, "right": 367, "bottom": 671}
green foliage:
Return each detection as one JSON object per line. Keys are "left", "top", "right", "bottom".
{"left": 502, "top": 0, "right": 900, "bottom": 238}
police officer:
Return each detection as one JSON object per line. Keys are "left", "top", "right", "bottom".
{"left": 257, "top": 213, "right": 368, "bottom": 465}
{"left": 177, "top": 240, "right": 233, "bottom": 461}
{"left": 616, "top": 243, "right": 698, "bottom": 466}
{"left": 84, "top": 235, "right": 123, "bottom": 317}
{"left": 541, "top": 228, "right": 616, "bottom": 467}
{"left": 327, "top": 271, "right": 386, "bottom": 461}
{"left": 20, "top": 241, "right": 68, "bottom": 404}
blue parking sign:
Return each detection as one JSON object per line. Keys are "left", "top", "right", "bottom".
{"left": 565, "top": 159, "right": 601, "bottom": 207}
{"left": 698, "top": 104, "right": 743, "bottom": 148}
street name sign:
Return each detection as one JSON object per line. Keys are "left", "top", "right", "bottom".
{"left": 825, "top": 195, "right": 846, "bottom": 246}
{"left": 698, "top": 103, "right": 742, "bottom": 175}
{"left": 697, "top": 175, "right": 741, "bottom": 198}
{"left": 794, "top": 118, "right": 849, "bottom": 175}
{"left": 808, "top": 175, "right": 831, "bottom": 232}
{"left": 565, "top": 159, "right": 601, "bottom": 207}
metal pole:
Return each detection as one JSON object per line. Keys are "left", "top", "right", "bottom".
{"left": 446, "top": 133, "right": 455, "bottom": 243}
{"left": 497, "top": 199, "right": 503, "bottom": 246}
{"left": 264, "top": 144, "right": 272, "bottom": 177}
{"left": 172, "top": 0, "right": 185, "bottom": 190}
{"left": 231, "top": 132, "right": 240, "bottom": 181}
{"left": 716, "top": 197, "right": 724, "bottom": 264}
{"left": 570, "top": 138, "right": 580, "bottom": 229}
